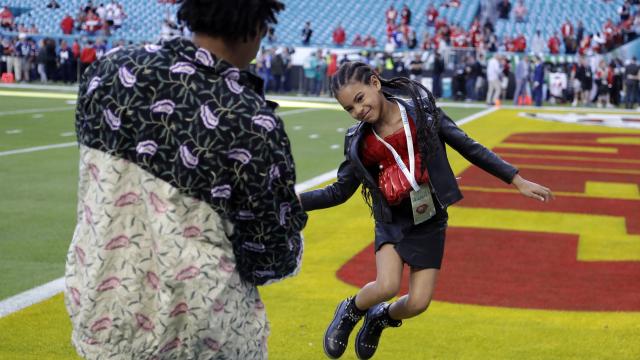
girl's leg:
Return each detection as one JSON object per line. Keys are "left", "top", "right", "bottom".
{"left": 388, "top": 267, "right": 439, "bottom": 320}
{"left": 354, "top": 244, "right": 404, "bottom": 311}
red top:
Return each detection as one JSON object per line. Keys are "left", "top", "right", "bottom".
{"left": 361, "top": 115, "right": 429, "bottom": 205}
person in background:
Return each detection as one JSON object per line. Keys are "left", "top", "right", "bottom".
{"left": 65, "top": 0, "right": 306, "bottom": 359}
{"left": 432, "top": 51, "right": 445, "bottom": 99}
{"left": 333, "top": 23, "right": 346, "bottom": 46}
{"left": 514, "top": 56, "right": 530, "bottom": 105}
{"left": 301, "top": 21, "right": 313, "bottom": 45}
{"left": 624, "top": 56, "right": 639, "bottom": 108}
{"left": 485, "top": 54, "right": 502, "bottom": 106}
{"left": 532, "top": 56, "right": 545, "bottom": 106}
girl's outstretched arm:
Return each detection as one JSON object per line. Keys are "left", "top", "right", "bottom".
{"left": 299, "top": 158, "right": 361, "bottom": 211}
{"left": 511, "top": 174, "right": 555, "bottom": 202}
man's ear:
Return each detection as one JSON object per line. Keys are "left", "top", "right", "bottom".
{"left": 370, "top": 74, "right": 382, "bottom": 91}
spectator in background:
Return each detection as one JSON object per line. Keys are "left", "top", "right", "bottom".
{"left": 332, "top": 23, "right": 346, "bottom": 46}
{"left": 400, "top": 4, "right": 411, "bottom": 25}
{"left": 28, "top": 24, "right": 39, "bottom": 34}
{"left": 497, "top": 0, "right": 511, "bottom": 20}
{"left": 47, "top": 0, "right": 61, "bottom": 9}
{"left": 561, "top": 18, "right": 574, "bottom": 50}
{"left": 316, "top": 49, "right": 327, "bottom": 94}
{"left": 326, "top": 52, "right": 338, "bottom": 94}
{"left": 407, "top": 30, "right": 418, "bottom": 49}
{"left": 432, "top": 51, "right": 445, "bottom": 99}
{"left": 58, "top": 40, "right": 74, "bottom": 84}
{"left": 352, "top": 34, "right": 364, "bottom": 47}
{"left": 624, "top": 56, "right": 639, "bottom": 108}
{"left": 0, "top": 6, "right": 13, "bottom": 30}
{"left": 303, "top": 51, "right": 318, "bottom": 95}
{"left": 301, "top": 21, "right": 312, "bottom": 45}
{"left": 386, "top": 4, "right": 397, "bottom": 24}
{"left": 37, "top": 39, "right": 49, "bottom": 83}
{"left": 363, "top": 34, "right": 377, "bottom": 48}
{"left": 14, "top": 34, "right": 33, "bottom": 82}
{"left": 619, "top": 0, "right": 631, "bottom": 22}
{"left": 464, "top": 55, "right": 477, "bottom": 101}
{"left": 83, "top": 9, "right": 102, "bottom": 36}
{"left": 531, "top": 30, "right": 546, "bottom": 55}
{"left": 576, "top": 20, "right": 585, "bottom": 44}
{"left": 271, "top": 48, "right": 285, "bottom": 93}
{"left": 548, "top": 32, "right": 561, "bottom": 54}
{"left": 514, "top": 32, "right": 527, "bottom": 52}
{"left": 426, "top": 4, "right": 438, "bottom": 27}
{"left": 486, "top": 54, "right": 502, "bottom": 105}
{"left": 266, "top": 26, "right": 276, "bottom": 43}
{"left": 532, "top": 56, "right": 545, "bottom": 106}
{"left": 409, "top": 53, "right": 423, "bottom": 82}
{"left": 79, "top": 39, "right": 96, "bottom": 76}
{"left": 514, "top": 0, "right": 527, "bottom": 22}
{"left": 61, "top": 14, "right": 75, "bottom": 35}
{"left": 514, "top": 56, "right": 530, "bottom": 105}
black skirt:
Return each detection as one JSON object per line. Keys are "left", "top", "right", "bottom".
{"left": 374, "top": 195, "right": 448, "bottom": 269}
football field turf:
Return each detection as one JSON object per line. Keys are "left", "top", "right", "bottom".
{"left": 0, "top": 90, "right": 639, "bottom": 359}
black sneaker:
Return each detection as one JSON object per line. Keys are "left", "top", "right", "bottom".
{"left": 323, "top": 297, "right": 365, "bottom": 359}
{"left": 354, "top": 303, "right": 402, "bottom": 359}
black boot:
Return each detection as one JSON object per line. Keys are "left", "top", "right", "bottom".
{"left": 354, "top": 303, "right": 402, "bottom": 359}
{"left": 323, "top": 296, "right": 366, "bottom": 359}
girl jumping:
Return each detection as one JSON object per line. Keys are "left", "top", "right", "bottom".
{"left": 299, "top": 62, "right": 554, "bottom": 359}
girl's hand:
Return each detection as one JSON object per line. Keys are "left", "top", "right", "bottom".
{"left": 511, "top": 174, "right": 554, "bottom": 202}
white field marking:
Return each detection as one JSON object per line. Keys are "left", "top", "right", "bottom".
{"left": 0, "top": 106, "right": 73, "bottom": 117}
{"left": 60, "top": 132, "right": 75, "bottom": 137}
{"left": 0, "top": 103, "right": 494, "bottom": 317}
{"left": 0, "top": 278, "right": 65, "bottom": 317}
{"left": 0, "top": 90, "right": 77, "bottom": 99}
{"left": 32, "top": 114, "right": 44, "bottom": 119}
{"left": 293, "top": 125, "right": 303, "bottom": 130}
{"left": 337, "top": 127, "right": 345, "bottom": 132}
{"left": 277, "top": 108, "right": 320, "bottom": 116}
{"left": 456, "top": 107, "right": 499, "bottom": 126}
{"left": 308, "top": 134, "right": 319, "bottom": 139}
{"left": 0, "top": 142, "right": 77, "bottom": 157}
{"left": 330, "top": 144, "right": 340, "bottom": 150}
{"left": 5, "top": 129, "right": 22, "bottom": 134}
{"left": 66, "top": 100, "right": 77, "bottom": 105}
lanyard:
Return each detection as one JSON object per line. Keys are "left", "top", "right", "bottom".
{"left": 372, "top": 102, "right": 421, "bottom": 192}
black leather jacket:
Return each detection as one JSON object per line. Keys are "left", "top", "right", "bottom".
{"left": 300, "top": 98, "right": 519, "bottom": 223}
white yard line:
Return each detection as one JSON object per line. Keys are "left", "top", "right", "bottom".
{"left": 0, "top": 104, "right": 493, "bottom": 317}
{"left": 0, "top": 142, "right": 78, "bottom": 157}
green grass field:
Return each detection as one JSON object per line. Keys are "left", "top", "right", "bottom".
{"left": 1, "top": 90, "right": 639, "bottom": 360}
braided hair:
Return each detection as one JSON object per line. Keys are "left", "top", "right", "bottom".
{"left": 177, "top": 0, "right": 285, "bottom": 42}
{"left": 331, "top": 61, "right": 441, "bottom": 210}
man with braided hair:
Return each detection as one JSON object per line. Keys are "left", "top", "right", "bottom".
{"left": 65, "top": 1, "right": 306, "bottom": 358}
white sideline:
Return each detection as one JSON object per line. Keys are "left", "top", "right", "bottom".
{"left": 0, "top": 106, "right": 74, "bottom": 117}
{"left": 0, "top": 104, "right": 492, "bottom": 317}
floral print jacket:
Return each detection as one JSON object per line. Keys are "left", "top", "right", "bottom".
{"left": 65, "top": 38, "right": 307, "bottom": 359}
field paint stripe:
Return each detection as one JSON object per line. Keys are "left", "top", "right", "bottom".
{"left": 0, "top": 109, "right": 317, "bottom": 158}
{"left": 0, "top": 107, "right": 74, "bottom": 117}
{"left": 0, "top": 142, "right": 78, "bottom": 157}
{"left": 277, "top": 108, "right": 322, "bottom": 116}
{"left": 0, "top": 90, "right": 77, "bottom": 99}
{"left": 0, "top": 278, "right": 65, "bottom": 318}
{"left": 456, "top": 107, "right": 499, "bottom": 126}
{"left": 0, "top": 105, "right": 492, "bottom": 317}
